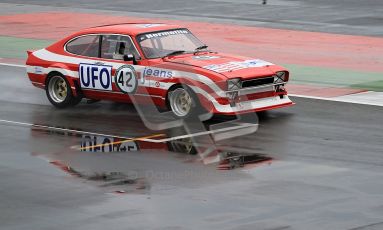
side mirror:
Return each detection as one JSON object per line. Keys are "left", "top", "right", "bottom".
{"left": 124, "top": 54, "right": 138, "bottom": 65}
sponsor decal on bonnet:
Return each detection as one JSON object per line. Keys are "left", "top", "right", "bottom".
{"left": 204, "top": 59, "right": 274, "bottom": 73}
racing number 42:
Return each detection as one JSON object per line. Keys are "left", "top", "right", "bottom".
{"left": 117, "top": 71, "right": 133, "bottom": 88}
{"left": 115, "top": 66, "right": 138, "bottom": 94}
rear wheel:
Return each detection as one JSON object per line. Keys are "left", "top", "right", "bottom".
{"left": 46, "top": 73, "right": 81, "bottom": 108}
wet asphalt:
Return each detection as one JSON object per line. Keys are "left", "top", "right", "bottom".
{"left": 1, "top": 64, "right": 383, "bottom": 230}
{"left": 0, "top": 0, "right": 383, "bottom": 229}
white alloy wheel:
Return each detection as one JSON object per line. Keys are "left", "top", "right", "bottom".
{"left": 169, "top": 88, "right": 193, "bottom": 118}
{"left": 48, "top": 75, "right": 68, "bottom": 103}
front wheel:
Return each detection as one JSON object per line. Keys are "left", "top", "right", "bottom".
{"left": 168, "top": 86, "right": 200, "bottom": 119}
{"left": 46, "top": 74, "right": 81, "bottom": 108}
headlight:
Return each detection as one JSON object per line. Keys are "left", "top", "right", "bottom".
{"left": 227, "top": 78, "right": 242, "bottom": 91}
{"left": 274, "top": 71, "right": 286, "bottom": 83}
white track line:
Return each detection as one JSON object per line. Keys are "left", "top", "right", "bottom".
{"left": 0, "top": 118, "right": 258, "bottom": 143}
{"left": 0, "top": 62, "right": 26, "bottom": 68}
{"left": 289, "top": 93, "right": 383, "bottom": 107}
{"left": 0, "top": 119, "right": 153, "bottom": 140}
{"left": 0, "top": 62, "right": 381, "bottom": 107}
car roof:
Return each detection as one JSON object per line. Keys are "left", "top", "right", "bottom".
{"left": 79, "top": 23, "right": 184, "bottom": 36}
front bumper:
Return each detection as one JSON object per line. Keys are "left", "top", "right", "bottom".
{"left": 210, "top": 95, "right": 294, "bottom": 115}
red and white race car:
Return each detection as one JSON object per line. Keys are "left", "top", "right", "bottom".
{"left": 26, "top": 23, "right": 293, "bottom": 118}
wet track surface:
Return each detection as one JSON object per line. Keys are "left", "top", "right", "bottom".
{"left": 1, "top": 65, "right": 383, "bottom": 229}
{"left": 0, "top": 0, "right": 383, "bottom": 228}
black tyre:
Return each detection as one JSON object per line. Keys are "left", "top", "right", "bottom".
{"left": 167, "top": 138, "right": 197, "bottom": 155}
{"left": 46, "top": 73, "right": 82, "bottom": 108}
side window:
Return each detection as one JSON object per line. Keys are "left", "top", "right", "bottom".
{"left": 101, "top": 35, "right": 140, "bottom": 60}
{"left": 66, "top": 35, "right": 100, "bottom": 57}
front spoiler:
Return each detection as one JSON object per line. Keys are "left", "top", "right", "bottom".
{"left": 210, "top": 95, "right": 294, "bottom": 115}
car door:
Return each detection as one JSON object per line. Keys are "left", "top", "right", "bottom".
{"left": 66, "top": 33, "right": 141, "bottom": 102}
{"left": 98, "top": 34, "right": 143, "bottom": 102}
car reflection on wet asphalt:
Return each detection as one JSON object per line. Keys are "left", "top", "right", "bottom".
{"left": 29, "top": 109, "right": 273, "bottom": 194}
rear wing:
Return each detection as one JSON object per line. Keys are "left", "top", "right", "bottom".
{"left": 27, "top": 50, "right": 35, "bottom": 56}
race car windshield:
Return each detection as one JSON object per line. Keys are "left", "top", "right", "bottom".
{"left": 136, "top": 29, "right": 204, "bottom": 59}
